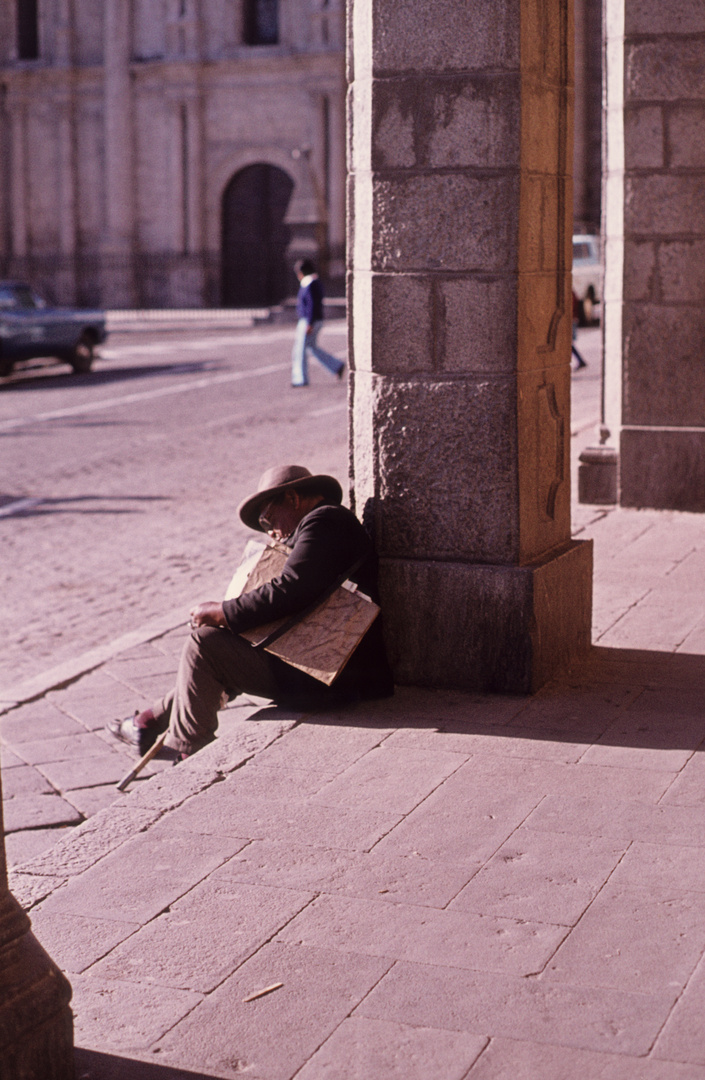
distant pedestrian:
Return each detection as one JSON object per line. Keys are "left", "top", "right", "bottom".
{"left": 572, "top": 290, "right": 587, "bottom": 370}
{"left": 291, "top": 259, "right": 345, "bottom": 387}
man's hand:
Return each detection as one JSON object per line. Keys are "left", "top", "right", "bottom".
{"left": 189, "top": 602, "right": 227, "bottom": 629}
{"left": 305, "top": 324, "right": 313, "bottom": 336}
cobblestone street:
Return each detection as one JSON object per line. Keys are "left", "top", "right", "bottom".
{"left": 0, "top": 321, "right": 349, "bottom": 690}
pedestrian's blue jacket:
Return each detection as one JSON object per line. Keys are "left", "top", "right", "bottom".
{"left": 296, "top": 275, "right": 325, "bottom": 324}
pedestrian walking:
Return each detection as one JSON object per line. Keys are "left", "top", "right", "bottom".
{"left": 291, "top": 259, "right": 345, "bottom": 387}
{"left": 572, "top": 290, "right": 587, "bottom": 370}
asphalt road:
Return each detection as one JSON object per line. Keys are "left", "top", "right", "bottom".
{"left": 1, "top": 321, "right": 601, "bottom": 694}
{"left": 0, "top": 322, "right": 349, "bottom": 691}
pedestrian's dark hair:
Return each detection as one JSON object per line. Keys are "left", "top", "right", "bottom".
{"left": 295, "top": 258, "right": 316, "bottom": 277}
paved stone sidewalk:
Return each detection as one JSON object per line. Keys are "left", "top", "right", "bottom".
{"left": 0, "top": 625, "right": 270, "bottom": 870}
{"left": 2, "top": 501, "right": 705, "bottom": 1078}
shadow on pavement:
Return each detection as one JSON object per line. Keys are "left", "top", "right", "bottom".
{"left": 75, "top": 1048, "right": 219, "bottom": 1080}
{"left": 2, "top": 494, "right": 169, "bottom": 519}
{"left": 278, "top": 646, "right": 705, "bottom": 753}
{"left": 1, "top": 358, "right": 225, "bottom": 392}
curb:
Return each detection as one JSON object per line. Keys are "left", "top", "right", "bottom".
{"left": 0, "top": 608, "right": 187, "bottom": 716}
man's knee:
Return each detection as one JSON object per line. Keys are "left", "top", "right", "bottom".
{"left": 183, "top": 624, "right": 256, "bottom": 675}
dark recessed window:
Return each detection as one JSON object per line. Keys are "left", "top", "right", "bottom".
{"left": 17, "top": 0, "right": 39, "bottom": 60}
{"left": 244, "top": 0, "right": 278, "bottom": 45}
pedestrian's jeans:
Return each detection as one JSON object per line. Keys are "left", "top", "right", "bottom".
{"left": 291, "top": 318, "right": 343, "bottom": 386}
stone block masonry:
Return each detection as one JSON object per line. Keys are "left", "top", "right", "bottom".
{"left": 347, "top": 0, "right": 592, "bottom": 691}
{"left": 611, "top": 0, "right": 705, "bottom": 509}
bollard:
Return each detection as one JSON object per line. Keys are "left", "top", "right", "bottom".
{"left": 578, "top": 444, "right": 618, "bottom": 505}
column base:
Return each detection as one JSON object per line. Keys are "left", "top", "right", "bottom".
{"left": 380, "top": 539, "right": 592, "bottom": 694}
{"left": 621, "top": 427, "right": 705, "bottom": 511}
{"left": 0, "top": 892, "right": 74, "bottom": 1080}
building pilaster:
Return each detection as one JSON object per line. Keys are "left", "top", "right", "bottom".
{"left": 103, "top": 0, "right": 135, "bottom": 306}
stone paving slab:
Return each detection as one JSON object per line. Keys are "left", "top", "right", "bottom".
{"left": 36, "top": 831, "right": 247, "bottom": 923}
{"left": 307, "top": 742, "right": 465, "bottom": 813}
{"left": 70, "top": 973, "right": 204, "bottom": 1055}
{"left": 3, "top": 791, "right": 83, "bottom": 832}
{"left": 11, "top": 730, "right": 123, "bottom": 766}
{"left": 36, "top": 752, "right": 139, "bottom": 791}
{"left": 4, "top": 825, "right": 75, "bottom": 870}
{"left": 275, "top": 892, "right": 566, "bottom": 976}
{"left": 460, "top": 750, "right": 675, "bottom": 802}
{"left": 11, "top": 804, "right": 163, "bottom": 878}
{"left": 468, "top": 1037, "right": 705, "bottom": 1079}
{"left": 448, "top": 827, "right": 627, "bottom": 925}
{"left": 217, "top": 839, "right": 474, "bottom": 908}
{"left": 372, "top": 782, "right": 541, "bottom": 867}
{"left": 29, "top": 910, "right": 141, "bottom": 975}
{"left": 46, "top": 669, "right": 157, "bottom": 730}
{"left": 545, "top": 881, "right": 705, "bottom": 995}
{"left": 653, "top": 954, "right": 705, "bottom": 1065}
{"left": 91, "top": 876, "right": 314, "bottom": 993}
{"left": 296, "top": 1017, "right": 487, "bottom": 1080}
{"left": 157, "top": 783, "right": 403, "bottom": 852}
{"left": 526, "top": 792, "right": 705, "bottom": 846}
{"left": 1, "top": 762, "right": 55, "bottom": 797}
{"left": 660, "top": 754, "right": 705, "bottom": 807}
{"left": 354, "top": 961, "right": 676, "bottom": 1058}
{"left": 150, "top": 942, "right": 393, "bottom": 1080}
{"left": 1, "top": 701, "right": 88, "bottom": 743}
{"left": 246, "top": 719, "right": 394, "bottom": 775}
{"left": 383, "top": 723, "right": 594, "bottom": 763}
{"left": 0, "top": 745, "right": 27, "bottom": 769}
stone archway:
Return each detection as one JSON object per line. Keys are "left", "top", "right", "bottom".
{"left": 221, "top": 163, "right": 295, "bottom": 307}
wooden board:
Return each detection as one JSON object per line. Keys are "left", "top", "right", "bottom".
{"left": 225, "top": 541, "right": 379, "bottom": 685}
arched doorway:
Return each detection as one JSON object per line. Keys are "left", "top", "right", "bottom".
{"left": 221, "top": 164, "right": 294, "bottom": 307}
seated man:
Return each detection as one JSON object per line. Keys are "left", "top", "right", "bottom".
{"left": 107, "top": 465, "right": 393, "bottom": 758}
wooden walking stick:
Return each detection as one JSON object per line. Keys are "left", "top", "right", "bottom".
{"left": 116, "top": 730, "right": 169, "bottom": 792}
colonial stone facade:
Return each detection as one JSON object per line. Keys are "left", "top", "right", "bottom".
{"left": 0, "top": 0, "right": 346, "bottom": 308}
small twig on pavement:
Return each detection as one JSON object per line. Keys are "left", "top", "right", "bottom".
{"left": 242, "top": 982, "right": 284, "bottom": 1003}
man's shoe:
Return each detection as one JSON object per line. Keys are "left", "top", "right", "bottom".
{"left": 106, "top": 714, "right": 160, "bottom": 757}
{"left": 336, "top": 363, "right": 345, "bottom": 381}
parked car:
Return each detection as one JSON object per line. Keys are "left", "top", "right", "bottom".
{"left": 572, "top": 234, "right": 602, "bottom": 325}
{"left": 0, "top": 281, "right": 107, "bottom": 378}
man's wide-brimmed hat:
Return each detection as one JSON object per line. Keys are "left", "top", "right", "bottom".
{"left": 238, "top": 464, "right": 343, "bottom": 532}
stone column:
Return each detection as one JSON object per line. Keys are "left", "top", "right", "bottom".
{"left": 605, "top": 0, "right": 705, "bottom": 510}
{"left": 326, "top": 87, "right": 347, "bottom": 288}
{"left": 0, "top": 780, "right": 74, "bottom": 1078}
{"left": 348, "top": 0, "right": 592, "bottom": 693}
{"left": 285, "top": 147, "right": 327, "bottom": 281}
{"left": 103, "top": 0, "right": 135, "bottom": 307}
{"left": 55, "top": 0, "right": 77, "bottom": 303}
{"left": 9, "top": 98, "right": 28, "bottom": 265}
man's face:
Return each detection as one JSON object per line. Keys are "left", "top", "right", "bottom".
{"left": 258, "top": 491, "right": 304, "bottom": 540}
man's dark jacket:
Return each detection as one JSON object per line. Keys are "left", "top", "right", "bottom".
{"left": 222, "top": 502, "right": 393, "bottom": 701}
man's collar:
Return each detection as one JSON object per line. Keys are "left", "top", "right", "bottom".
{"left": 300, "top": 274, "right": 317, "bottom": 287}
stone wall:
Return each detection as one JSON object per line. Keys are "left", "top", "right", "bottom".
{"left": 615, "top": 0, "right": 705, "bottom": 509}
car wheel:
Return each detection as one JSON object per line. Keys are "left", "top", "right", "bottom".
{"left": 70, "top": 331, "right": 95, "bottom": 373}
